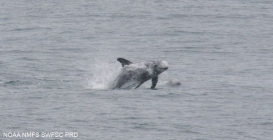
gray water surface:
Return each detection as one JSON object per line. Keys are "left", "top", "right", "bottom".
{"left": 1, "top": 0, "right": 273, "bottom": 139}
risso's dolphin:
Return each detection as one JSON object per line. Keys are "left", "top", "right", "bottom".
{"left": 109, "top": 58, "right": 168, "bottom": 89}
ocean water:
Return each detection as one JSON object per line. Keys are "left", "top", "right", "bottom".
{"left": 1, "top": 0, "right": 273, "bottom": 139}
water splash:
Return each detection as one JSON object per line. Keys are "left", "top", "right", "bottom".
{"left": 87, "top": 59, "right": 121, "bottom": 89}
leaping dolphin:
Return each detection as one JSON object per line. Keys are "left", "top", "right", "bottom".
{"left": 109, "top": 58, "right": 168, "bottom": 89}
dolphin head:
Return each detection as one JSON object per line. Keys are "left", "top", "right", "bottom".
{"left": 153, "top": 60, "right": 168, "bottom": 75}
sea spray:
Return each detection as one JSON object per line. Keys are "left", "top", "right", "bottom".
{"left": 87, "top": 59, "right": 121, "bottom": 89}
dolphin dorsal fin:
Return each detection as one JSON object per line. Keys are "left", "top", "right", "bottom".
{"left": 117, "top": 58, "right": 132, "bottom": 67}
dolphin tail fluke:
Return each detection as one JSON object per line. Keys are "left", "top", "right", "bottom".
{"left": 117, "top": 58, "right": 132, "bottom": 67}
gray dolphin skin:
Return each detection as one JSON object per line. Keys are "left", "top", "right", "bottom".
{"left": 110, "top": 58, "right": 168, "bottom": 89}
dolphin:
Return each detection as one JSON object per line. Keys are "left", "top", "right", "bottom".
{"left": 109, "top": 58, "right": 168, "bottom": 89}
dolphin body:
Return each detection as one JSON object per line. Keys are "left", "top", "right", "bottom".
{"left": 110, "top": 58, "right": 168, "bottom": 89}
